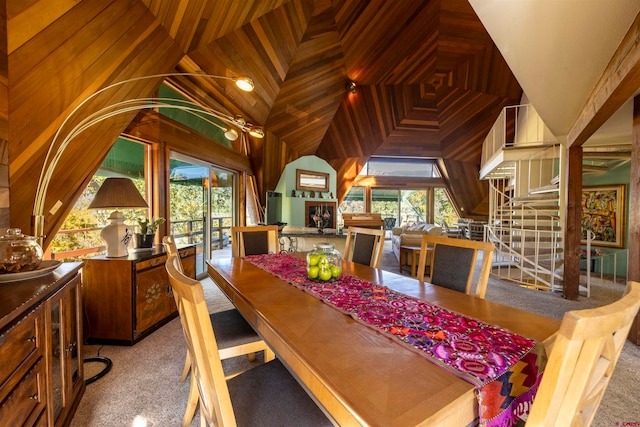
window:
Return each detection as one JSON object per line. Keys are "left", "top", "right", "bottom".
{"left": 433, "top": 188, "right": 458, "bottom": 227}
{"left": 48, "top": 138, "right": 148, "bottom": 260}
{"left": 400, "top": 190, "right": 427, "bottom": 226}
{"left": 339, "top": 186, "right": 365, "bottom": 213}
{"left": 359, "top": 157, "right": 440, "bottom": 177}
{"left": 169, "top": 153, "right": 236, "bottom": 276}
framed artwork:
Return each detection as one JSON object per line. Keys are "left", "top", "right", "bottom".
{"left": 296, "top": 169, "right": 329, "bottom": 193}
{"left": 581, "top": 184, "right": 626, "bottom": 248}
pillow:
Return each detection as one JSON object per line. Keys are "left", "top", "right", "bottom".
{"left": 426, "top": 226, "right": 443, "bottom": 236}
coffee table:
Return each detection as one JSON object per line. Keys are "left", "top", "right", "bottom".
{"left": 399, "top": 244, "right": 427, "bottom": 277}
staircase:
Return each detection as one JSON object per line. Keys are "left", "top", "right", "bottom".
{"left": 487, "top": 176, "right": 563, "bottom": 291}
{"left": 480, "top": 104, "right": 565, "bottom": 291}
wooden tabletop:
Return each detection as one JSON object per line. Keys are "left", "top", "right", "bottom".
{"left": 207, "top": 255, "right": 559, "bottom": 427}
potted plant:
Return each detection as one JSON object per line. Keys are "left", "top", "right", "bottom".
{"left": 134, "top": 217, "right": 165, "bottom": 248}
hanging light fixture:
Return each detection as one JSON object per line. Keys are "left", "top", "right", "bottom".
{"left": 224, "top": 127, "right": 239, "bottom": 141}
{"left": 32, "top": 72, "right": 265, "bottom": 244}
{"left": 233, "top": 77, "right": 255, "bottom": 92}
{"left": 248, "top": 127, "right": 265, "bottom": 138}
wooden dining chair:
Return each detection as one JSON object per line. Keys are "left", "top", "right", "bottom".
{"left": 526, "top": 281, "right": 640, "bottom": 426}
{"left": 415, "top": 235, "right": 495, "bottom": 299}
{"left": 165, "top": 254, "right": 332, "bottom": 427}
{"left": 343, "top": 226, "right": 386, "bottom": 268}
{"left": 163, "top": 236, "right": 275, "bottom": 427}
{"left": 230, "top": 225, "right": 279, "bottom": 257}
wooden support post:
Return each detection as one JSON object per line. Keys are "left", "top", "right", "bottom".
{"left": 563, "top": 145, "right": 582, "bottom": 300}
{"left": 628, "top": 96, "right": 640, "bottom": 345}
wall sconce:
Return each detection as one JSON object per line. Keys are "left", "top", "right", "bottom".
{"left": 88, "top": 178, "right": 148, "bottom": 257}
{"left": 32, "top": 72, "right": 264, "bottom": 246}
{"left": 347, "top": 81, "right": 357, "bottom": 94}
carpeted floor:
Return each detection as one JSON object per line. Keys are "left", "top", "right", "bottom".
{"left": 72, "top": 242, "right": 640, "bottom": 426}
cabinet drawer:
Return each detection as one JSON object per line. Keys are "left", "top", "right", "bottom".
{"left": 0, "top": 358, "right": 46, "bottom": 427}
{"left": 0, "top": 306, "right": 44, "bottom": 391}
{"left": 136, "top": 254, "right": 167, "bottom": 271}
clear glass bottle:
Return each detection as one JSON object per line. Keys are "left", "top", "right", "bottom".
{"left": 0, "top": 228, "right": 44, "bottom": 273}
{"left": 306, "top": 242, "right": 342, "bottom": 281}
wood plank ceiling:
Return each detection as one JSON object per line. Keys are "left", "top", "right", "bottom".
{"left": 145, "top": 0, "right": 522, "bottom": 216}
{"left": 6, "top": 0, "right": 522, "bottom": 242}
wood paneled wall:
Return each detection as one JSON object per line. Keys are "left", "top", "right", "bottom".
{"left": 2, "top": 0, "right": 524, "bottom": 247}
{"left": 7, "top": 1, "right": 184, "bottom": 245}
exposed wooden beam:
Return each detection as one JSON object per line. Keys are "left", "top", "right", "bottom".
{"left": 124, "top": 110, "right": 252, "bottom": 173}
{"left": 628, "top": 95, "right": 640, "bottom": 344}
{"left": 567, "top": 11, "right": 640, "bottom": 147}
{"left": 564, "top": 145, "right": 582, "bottom": 300}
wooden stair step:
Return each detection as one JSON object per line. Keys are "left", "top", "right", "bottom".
{"left": 512, "top": 193, "right": 559, "bottom": 202}
{"left": 499, "top": 204, "right": 559, "bottom": 211}
{"left": 494, "top": 214, "right": 558, "bottom": 220}
{"left": 521, "top": 248, "right": 564, "bottom": 256}
{"left": 529, "top": 184, "right": 559, "bottom": 194}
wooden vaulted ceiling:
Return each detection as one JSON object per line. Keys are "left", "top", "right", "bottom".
{"left": 6, "top": 0, "right": 521, "bottom": 244}
{"left": 146, "top": 0, "right": 522, "bottom": 213}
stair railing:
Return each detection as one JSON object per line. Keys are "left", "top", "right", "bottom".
{"left": 488, "top": 180, "right": 563, "bottom": 291}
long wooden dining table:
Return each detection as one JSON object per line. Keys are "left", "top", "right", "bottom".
{"left": 206, "top": 254, "right": 560, "bottom": 427}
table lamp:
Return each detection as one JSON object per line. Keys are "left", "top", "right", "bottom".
{"left": 88, "top": 177, "right": 148, "bottom": 257}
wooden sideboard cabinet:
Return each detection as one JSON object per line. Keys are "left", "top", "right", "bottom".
{"left": 0, "top": 262, "right": 84, "bottom": 427}
{"left": 82, "top": 245, "right": 195, "bottom": 345}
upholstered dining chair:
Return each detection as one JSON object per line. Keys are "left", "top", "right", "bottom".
{"left": 415, "top": 235, "right": 495, "bottom": 299}
{"left": 526, "top": 281, "right": 640, "bottom": 426}
{"left": 343, "top": 226, "right": 386, "bottom": 268}
{"left": 162, "top": 236, "right": 275, "bottom": 427}
{"left": 165, "top": 254, "right": 332, "bottom": 427}
{"left": 230, "top": 225, "right": 279, "bottom": 257}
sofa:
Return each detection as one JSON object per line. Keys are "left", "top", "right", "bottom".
{"left": 391, "top": 223, "right": 444, "bottom": 263}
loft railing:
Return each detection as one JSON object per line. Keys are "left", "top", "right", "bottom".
{"left": 481, "top": 104, "right": 558, "bottom": 174}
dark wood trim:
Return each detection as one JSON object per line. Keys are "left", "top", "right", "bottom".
{"left": 124, "top": 110, "right": 252, "bottom": 173}
{"left": 296, "top": 169, "right": 330, "bottom": 193}
{"left": 567, "top": 12, "right": 640, "bottom": 147}
{"left": 564, "top": 145, "right": 582, "bottom": 300}
{"left": 628, "top": 96, "right": 640, "bottom": 344}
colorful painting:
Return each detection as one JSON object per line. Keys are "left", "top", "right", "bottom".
{"left": 581, "top": 184, "right": 626, "bottom": 248}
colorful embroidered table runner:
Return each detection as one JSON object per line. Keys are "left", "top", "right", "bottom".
{"left": 245, "top": 253, "right": 546, "bottom": 427}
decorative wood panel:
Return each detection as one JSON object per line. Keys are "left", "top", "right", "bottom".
{"left": 4, "top": 0, "right": 527, "bottom": 246}
{"left": 7, "top": 1, "right": 183, "bottom": 245}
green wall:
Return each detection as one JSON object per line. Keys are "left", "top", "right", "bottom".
{"left": 274, "top": 156, "right": 337, "bottom": 227}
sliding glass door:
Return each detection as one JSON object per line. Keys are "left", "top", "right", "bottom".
{"left": 169, "top": 153, "right": 236, "bottom": 277}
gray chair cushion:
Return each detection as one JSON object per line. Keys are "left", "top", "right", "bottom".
{"left": 228, "top": 358, "right": 332, "bottom": 426}
{"left": 351, "top": 233, "right": 376, "bottom": 266}
{"left": 430, "top": 244, "right": 475, "bottom": 293}
{"left": 242, "top": 232, "right": 269, "bottom": 255}
{"left": 210, "top": 309, "right": 261, "bottom": 349}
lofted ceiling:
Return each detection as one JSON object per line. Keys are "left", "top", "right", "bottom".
{"left": 13, "top": 0, "right": 637, "bottom": 245}
{"left": 471, "top": 0, "right": 640, "bottom": 147}
{"left": 141, "top": 0, "right": 523, "bottom": 217}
